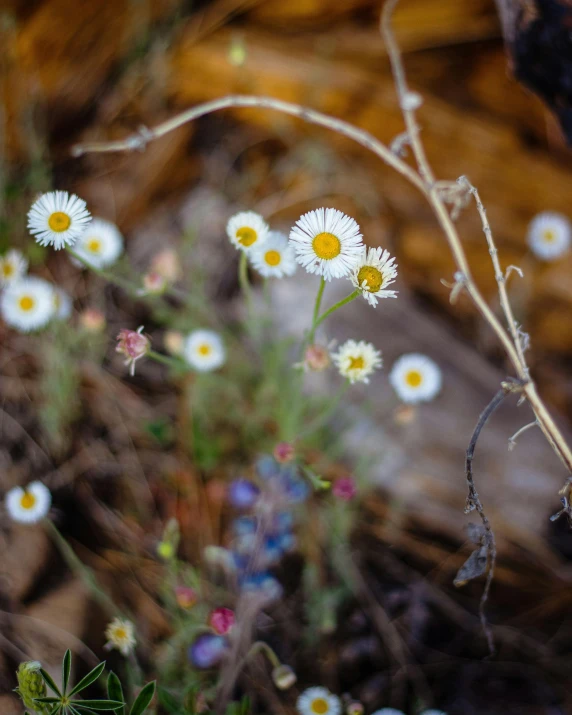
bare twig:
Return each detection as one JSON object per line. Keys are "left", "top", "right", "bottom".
{"left": 508, "top": 419, "right": 539, "bottom": 451}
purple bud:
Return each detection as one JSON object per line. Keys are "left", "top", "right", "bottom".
{"left": 188, "top": 633, "right": 228, "bottom": 669}
{"left": 228, "top": 479, "right": 260, "bottom": 509}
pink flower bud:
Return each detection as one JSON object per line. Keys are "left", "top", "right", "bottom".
{"left": 79, "top": 308, "right": 106, "bottom": 332}
{"left": 142, "top": 270, "right": 167, "bottom": 295}
{"left": 151, "top": 249, "right": 181, "bottom": 282}
{"left": 332, "top": 476, "right": 357, "bottom": 501}
{"left": 164, "top": 330, "right": 184, "bottom": 356}
{"left": 208, "top": 607, "right": 235, "bottom": 635}
{"left": 116, "top": 326, "right": 150, "bottom": 376}
{"left": 175, "top": 586, "right": 198, "bottom": 609}
{"left": 273, "top": 442, "right": 295, "bottom": 464}
{"left": 304, "top": 344, "right": 331, "bottom": 372}
{"left": 346, "top": 701, "right": 364, "bottom": 715}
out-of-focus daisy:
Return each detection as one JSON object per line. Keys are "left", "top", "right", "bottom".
{"left": 27, "top": 191, "right": 91, "bottom": 250}
{"left": 289, "top": 208, "right": 363, "bottom": 281}
{"left": 389, "top": 353, "right": 442, "bottom": 404}
{"left": 5, "top": 482, "right": 51, "bottom": 524}
{"left": 184, "top": 330, "right": 226, "bottom": 372}
{"left": 104, "top": 617, "right": 136, "bottom": 656}
{"left": 0, "top": 249, "right": 28, "bottom": 286}
{"left": 527, "top": 211, "right": 571, "bottom": 261}
{"left": 226, "top": 211, "right": 269, "bottom": 252}
{"left": 72, "top": 217, "right": 123, "bottom": 268}
{"left": 332, "top": 339, "right": 382, "bottom": 384}
{"left": 53, "top": 288, "right": 72, "bottom": 320}
{"left": 350, "top": 246, "right": 398, "bottom": 305}
{"left": 297, "top": 687, "right": 341, "bottom": 715}
{"left": 164, "top": 330, "right": 184, "bottom": 356}
{"left": 250, "top": 231, "right": 297, "bottom": 278}
{"left": 1, "top": 277, "right": 54, "bottom": 332}
{"left": 79, "top": 307, "right": 106, "bottom": 332}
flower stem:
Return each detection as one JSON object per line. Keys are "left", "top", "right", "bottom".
{"left": 238, "top": 251, "right": 253, "bottom": 317}
{"left": 148, "top": 349, "right": 182, "bottom": 369}
{"left": 308, "top": 277, "right": 326, "bottom": 344}
{"left": 66, "top": 248, "right": 135, "bottom": 294}
{"left": 314, "top": 290, "right": 359, "bottom": 331}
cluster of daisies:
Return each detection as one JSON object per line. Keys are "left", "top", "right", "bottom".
{"left": 296, "top": 687, "right": 446, "bottom": 715}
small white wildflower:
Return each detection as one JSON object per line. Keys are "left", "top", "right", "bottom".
{"left": 389, "top": 353, "right": 442, "bottom": 404}
{"left": 5, "top": 482, "right": 52, "bottom": 524}
{"left": 27, "top": 191, "right": 91, "bottom": 249}
{"left": 297, "top": 687, "right": 341, "bottom": 715}
{"left": 333, "top": 339, "right": 382, "bottom": 384}
{"left": 226, "top": 211, "right": 269, "bottom": 252}
{"left": 72, "top": 217, "right": 124, "bottom": 268}
{"left": 0, "top": 249, "right": 28, "bottom": 286}
{"left": 53, "top": 288, "right": 72, "bottom": 320}
{"left": 104, "top": 617, "right": 136, "bottom": 656}
{"left": 183, "top": 330, "right": 226, "bottom": 372}
{"left": 289, "top": 208, "right": 363, "bottom": 281}
{"left": 350, "top": 246, "right": 398, "bottom": 306}
{"left": 249, "top": 231, "right": 297, "bottom": 278}
{"left": 527, "top": 211, "right": 571, "bottom": 261}
{"left": 1, "top": 277, "right": 54, "bottom": 332}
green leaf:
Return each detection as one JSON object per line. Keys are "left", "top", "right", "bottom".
{"left": 40, "top": 668, "right": 62, "bottom": 697}
{"left": 71, "top": 700, "right": 125, "bottom": 711}
{"left": 48, "top": 707, "right": 62, "bottom": 715}
{"left": 34, "top": 697, "right": 62, "bottom": 704}
{"left": 106, "top": 672, "right": 125, "bottom": 714}
{"left": 129, "top": 681, "right": 156, "bottom": 715}
{"left": 62, "top": 650, "right": 72, "bottom": 694}
{"left": 68, "top": 662, "right": 106, "bottom": 697}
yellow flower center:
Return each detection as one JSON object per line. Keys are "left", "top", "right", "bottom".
{"left": 313, "top": 232, "right": 341, "bottom": 260}
{"left": 236, "top": 227, "right": 258, "bottom": 247}
{"left": 264, "top": 250, "right": 282, "bottom": 266}
{"left": 19, "top": 295, "right": 35, "bottom": 312}
{"left": 310, "top": 699, "right": 329, "bottom": 715}
{"left": 48, "top": 211, "right": 71, "bottom": 233}
{"left": 2, "top": 263, "right": 14, "bottom": 277}
{"left": 198, "top": 344, "right": 212, "bottom": 356}
{"left": 542, "top": 229, "right": 556, "bottom": 243}
{"left": 86, "top": 238, "right": 102, "bottom": 254}
{"left": 20, "top": 492, "right": 37, "bottom": 510}
{"left": 405, "top": 369, "right": 423, "bottom": 387}
{"left": 114, "top": 628, "right": 127, "bottom": 641}
{"left": 348, "top": 356, "right": 364, "bottom": 370}
{"left": 357, "top": 265, "right": 383, "bottom": 292}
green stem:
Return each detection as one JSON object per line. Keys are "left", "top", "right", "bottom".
{"left": 304, "top": 380, "right": 350, "bottom": 436}
{"left": 308, "top": 277, "right": 326, "bottom": 344}
{"left": 314, "top": 290, "right": 359, "bottom": 331}
{"left": 238, "top": 251, "right": 253, "bottom": 317}
{"left": 67, "top": 248, "right": 136, "bottom": 294}
{"left": 148, "top": 349, "right": 183, "bottom": 369}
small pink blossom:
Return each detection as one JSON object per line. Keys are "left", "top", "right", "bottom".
{"left": 79, "top": 308, "right": 106, "bottom": 332}
{"left": 142, "top": 270, "right": 167, "bottom": 294}
{"left": 151, "top": 248, "right": 181, "bottom": 282}
{"left": 304, "top": 344, "right": 330, "bottom": 372}
{"left": 274, "top": 442, "right": 295, "bottom": 464}
{"left": 332, "top": 476, "right": 357, "bottom": 501}
{"left": 208, "top": 607, "right": 235, "bottom": 635}
{"left": 116, "top": 326, "right": 150, "bottom": 376}
{"left": 175, "top": 586, "right": 198, "bottom": 609}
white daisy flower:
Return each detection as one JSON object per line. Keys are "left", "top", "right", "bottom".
{"left": 0, "top": 249, "right": 28, "bottom": 286}
{"left": 527, "top": 211, "right": 571, "bottom": 261}
{"left": 184, "top": 330, "right": 226, "bottom": 372}
{"left": 296, "top": 687, "right": 341, "bottom": 715}
{"left": 53, "top": 288, "right": 72, "bottom": 320}
{"left": 289, "top": 208, "right": 363, "bottom": 281}
{"left": 72, "top": 217, "right": 124, "bottom": 269}
{"left": 350, "top": 246, "right": 398, "bottom": 305}
{"left": 27, "top": 191, "right": 91, "bottom": 250}
{"left": 104, "top": 617, "right": 136, "bottom": 656}
{"left": 249, "top": 231, "right": 297, "bottom": 278}
{"left": 389, "top": 353, "right": 442, "bottom": 404}
{"left": 1, "top": 277, "right": 54, "bottom": 332}
{"left": 5, "top": 482, "right": 52, "bottom": 524}
{"left": 226, "top": 211, "right": 269, "bottom": 252}
{"left": 332, "top": 339, "right": 382, "bottom": 384}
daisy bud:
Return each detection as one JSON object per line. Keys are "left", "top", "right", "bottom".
{"left": 142, "top": 270, "right": 167, "bottom": 295}
{"left": 208, "top": 607, "right": 235, "bottom": 635}
{"left": 272, "top": 664, "right": 297, "bottom": 690}
{"left": 304, "top": 344, "right": 331, "bottom": 372}
{"left": 151, "top": 248, "right": 181, "bottom": 282}
{"left": 79, "top": 308, "right": 106, "bottom": 332}
{"left": 175, "top": 585, "right": 198, "bottom": 609}
{"left": 15, "top": 660, "right": 46, "bottom": 711}
{"left": 332, "top": 476, "right": 357, "bottom": 501}
{"left": 164, "top": 330, "right": 184, "bottom": 356}
{"left": 346, "top": 701, "right": 364, "bottom": 715}
{"left": 188, "top": 633, "right": 228, "bottom": 669}
{"left": 393, "top": 404, "right": 417, "bottom": 426}
{"left": 116, "top": 326, "right": 150, "bottom": 376}
{"left": 273, "top": 442, "right": 295, "bottom": 464}
{"left": 228, "top": 479, "right": 260, "bottom": 509}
